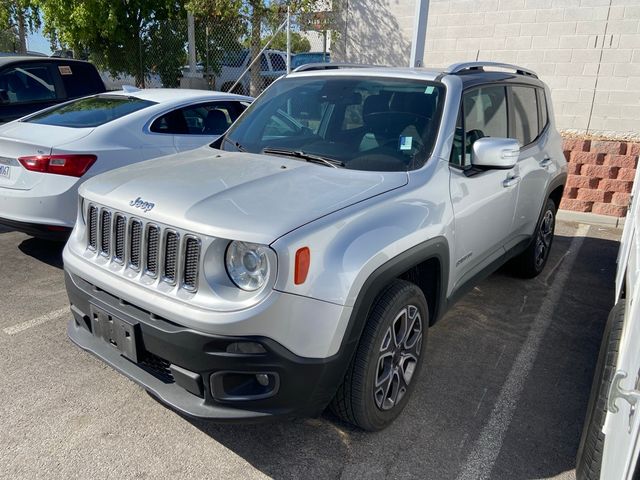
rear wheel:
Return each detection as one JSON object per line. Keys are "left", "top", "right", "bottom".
{"left": 330, "top": 279, "right": 428, "bottom": 431}
{"left": 511, "top": 197, "right": 556, "bottom": 278}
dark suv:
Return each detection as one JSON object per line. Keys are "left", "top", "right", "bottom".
{"left": 0, "top": 56, "right": 106, "bottom": 123}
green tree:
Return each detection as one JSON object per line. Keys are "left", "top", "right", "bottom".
{"left": 263, "top": 31, "right": 310, "bottom": 53}
{"left": 187, "top": 0, "right": 325, "bottom": 96}
{"left": 0, "top": 0, "right": 40, "bottom": 53}
{"left": 38, "top": 0, "right": 186, "bottom": 87}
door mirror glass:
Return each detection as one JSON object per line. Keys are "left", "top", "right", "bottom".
{"left": 471, "top": 137, "right": 520, "bottom": 169}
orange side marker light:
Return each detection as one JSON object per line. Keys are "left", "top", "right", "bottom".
{"left": 294, "top": 247, "right": 311, "bottom": 285}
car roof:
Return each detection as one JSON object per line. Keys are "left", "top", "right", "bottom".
{"left": 0, "top": 56, "right": 97, "bottom": 68}
{"left": 103, "top": 88, "right": 253, "bottom": 104}
{"left": 287, "top": 65, "right": 546, "bottom": 89}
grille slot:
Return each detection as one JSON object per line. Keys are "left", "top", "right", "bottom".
{"left": 129, "top": 220, "right": 142, "bottom": 269}
{"left": 114, "top": 215, "right": 126, "bottom": 262}
{"left": 84, "top": 204, "right": 202, "bottom": 292}
{"left": 100, "top": 210, "right": 111, "bottom": 255}
{"left": 145, "top": 225, "right": 159, "bottom": 276}
{"left": 183, "top": 237, "right": 200, "bottom": 290}
{"left": 163, "top": 231, "right": 179, "bottom": 283}
{"left": 88, "top": 205, "right": 98, "bottom": 250}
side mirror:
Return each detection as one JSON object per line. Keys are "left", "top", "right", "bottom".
{"left": 471, "top": 137, "right": 520, "bottom": 169}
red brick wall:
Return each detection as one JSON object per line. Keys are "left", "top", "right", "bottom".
{"left": 560, "top": 138, "right": 639, "bottom": 217}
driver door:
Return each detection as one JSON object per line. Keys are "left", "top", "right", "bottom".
{"left": 449, "top": 85, "right": 519, "bottom": 290}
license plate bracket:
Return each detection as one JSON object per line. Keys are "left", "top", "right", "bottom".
{"left": 90, "top": 304, "right": 140, "bottom": 363}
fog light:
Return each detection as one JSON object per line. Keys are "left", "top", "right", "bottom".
{"left": 256, "top": 373, "right": 269, "bottom": 386}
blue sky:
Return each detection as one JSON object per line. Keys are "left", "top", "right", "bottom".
{"left": 27, "top": 30, "right": 52, "bottom": 55}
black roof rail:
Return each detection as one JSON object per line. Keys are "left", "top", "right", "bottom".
{"left": 446, "top": 61, "right": 538, "bottom": 78}
{"left": 291, "top": 63, "right": 381, "bottom": 73}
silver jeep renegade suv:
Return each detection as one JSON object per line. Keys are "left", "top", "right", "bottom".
{"left": 63, "top": 62, "right": 567, "bottom": 431}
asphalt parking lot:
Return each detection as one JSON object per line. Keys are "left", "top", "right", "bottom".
{"left": 0, "top": 220, "right": 621, "bottom": 480}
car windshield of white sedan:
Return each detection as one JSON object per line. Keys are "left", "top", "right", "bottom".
{"left": 25, "top": 95, "right": 156, "bottom": 128}
{"left": 222, "top": 76, "right": 445, "bottom": 171}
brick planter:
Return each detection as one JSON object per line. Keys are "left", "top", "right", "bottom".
{"left": 560, "top": 138, "right": 639, "bottom": 218}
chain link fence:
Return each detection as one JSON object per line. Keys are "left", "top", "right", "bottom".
{"left": 95, "top": 8, "right": 337, "bottom": 96}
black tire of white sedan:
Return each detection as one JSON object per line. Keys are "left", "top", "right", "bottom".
{"left": 576, "top": 300, "right": 625, "bottom": 480}
{"left": 330, "top": 279, "right": 428, "bottom": 431}
{"left": 512, "top": 197, "right": 557, "bottom": 278}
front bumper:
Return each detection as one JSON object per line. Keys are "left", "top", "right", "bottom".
{"left": 65, "top": 270, "right": 350, "bottom": 421}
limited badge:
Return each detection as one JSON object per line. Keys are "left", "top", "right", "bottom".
{"left": 58, "top": 65, "right": 72, "bottom": 75}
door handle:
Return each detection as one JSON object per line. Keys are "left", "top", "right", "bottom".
{"left": 540, "top": 158, "right": 552, "bottom": 168}
{"left": 503, "top": 175, "right": 521, "bottom": 188}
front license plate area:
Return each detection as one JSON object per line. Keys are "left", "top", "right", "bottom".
{"left": 0, "top": 165, "right": 10, "bottom": 179}
{"left": 90, "top": 304, "right": 140, "bottom": 363}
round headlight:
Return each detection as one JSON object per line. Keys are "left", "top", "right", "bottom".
{"left": 225, "top": 241, "right": 270, "bottom": 291}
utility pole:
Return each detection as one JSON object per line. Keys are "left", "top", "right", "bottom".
{"left": 410, "top": 0, "right": 429, "bottom": 68}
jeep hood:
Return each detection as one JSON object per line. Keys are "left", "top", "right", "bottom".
{"left": 80, "top": 147, "right": 408, "bottom": 244}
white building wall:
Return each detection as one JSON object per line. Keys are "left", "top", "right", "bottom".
{"left": 337, "top": 0, "right": 640, "bottom": 137}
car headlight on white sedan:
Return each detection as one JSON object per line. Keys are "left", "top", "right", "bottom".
{"left": 225, "top": 241, "right": 271, "bottom": 291}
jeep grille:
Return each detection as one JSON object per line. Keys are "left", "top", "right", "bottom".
{"left": 85, "top": 204, "right": 201, "bottom": 292}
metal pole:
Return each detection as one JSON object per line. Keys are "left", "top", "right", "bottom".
{"left": 187, "top": 12, "right": 197, "bottom": 76}
{"left": 286, "top": 6, "right": 291, "bottom": 73}
{"left": 410, "top": 0, "right": 429, "bottom": 68}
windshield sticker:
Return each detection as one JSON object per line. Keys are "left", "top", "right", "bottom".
{"left": 58, "top": 65, "right": 72, "bottom": 75}
{"left": 425, "top": 86, "right": 434, "bottom": 94}
{"left": 399, "top": 136, "right": 413, "bottom": 151}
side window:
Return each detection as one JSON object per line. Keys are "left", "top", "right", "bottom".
{"left": 260, "top": 54, "right": 269, "bottom": 72}
{"left": 150, "top": 109, "right": 188, "bottom": 134}
{"left": 269, "top": 53, "right": 286, "bottom": 72}
{"left": 462, "top": 85, "right": 508, "bottom": 163}
{"left": 151, "top": 102, "right": 246, "bottom": 136}
{"left": 0, "top": 65, "right": 58, "bottom": 104}
{"left": 511, "top": 86, "right": 539, "bottom": 146}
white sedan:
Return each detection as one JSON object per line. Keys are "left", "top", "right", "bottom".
{"left": 0, "top": 87, "right": 252, "bottom": 239}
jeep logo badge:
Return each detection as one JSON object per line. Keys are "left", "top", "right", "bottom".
{"left": 129, "top": 197, "right": 155, "bottom": 213}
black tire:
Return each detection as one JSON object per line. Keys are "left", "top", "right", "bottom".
{"left": 330, "top": 279, "right": 429, "bottom": 431}
{"left": 576, "top": 300, "right": 625, "bottom": 480}
{"left": 511, "top": 197, "right": 557, "bottom": 278}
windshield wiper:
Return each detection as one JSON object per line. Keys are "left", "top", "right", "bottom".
{"left": 223, "top": 135, "right": 246, "bottom": 152}
{"left": 262, "top": 147, "right": 345, "bottom": 168}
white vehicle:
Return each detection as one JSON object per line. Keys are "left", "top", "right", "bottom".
{"left": 214, "top": 49, "right": 287, "bottom": 94}
{"left": 0, "top": 88, "right": 251, "bottom": 239}
{"left": 577, "top": 167, "right": 640, "bottom": 479}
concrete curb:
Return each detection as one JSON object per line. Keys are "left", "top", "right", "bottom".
{"left": 557, "top": 209, "right": 626, "bottom": 228}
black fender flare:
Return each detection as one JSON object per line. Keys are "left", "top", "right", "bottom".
{"left": 336, "top": 236, "right": 450, "bottom": 362}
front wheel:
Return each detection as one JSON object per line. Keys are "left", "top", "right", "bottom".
{"left": 330, "top": 279, "right": 429, "bottom": 431}
{"left": 511, "top": 197, "right": 556, "bottom": 278}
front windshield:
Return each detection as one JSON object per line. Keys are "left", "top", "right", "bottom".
{"left": 220, "top": 75, "right": 445, "bottom": 172}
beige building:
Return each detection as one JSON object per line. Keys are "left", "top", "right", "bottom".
{"left": 334, "top": 0, "right": 640, "bottom": 138}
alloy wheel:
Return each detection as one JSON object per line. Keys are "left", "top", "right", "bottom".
{"left": 374, "top": 304, "right": 423, "bottom": 411}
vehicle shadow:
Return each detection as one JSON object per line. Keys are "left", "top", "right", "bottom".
{"left": 176, "top": 232, "right": 619, "bottom": 479}
{"left": 18, "top": 237, "right": 65, "bottom": 269}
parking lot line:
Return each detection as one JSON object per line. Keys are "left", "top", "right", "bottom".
{"left": 456, "top": 223, "right": 591, "bottom": 480}
{"left": 3, "top": 307, "right": 70, "bottom": 336}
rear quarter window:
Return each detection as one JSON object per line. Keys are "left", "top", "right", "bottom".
{"left": 25, "top": 95, "right": 155, "bottom": 128}
{"left": 511, "top": 86, "right": 539, "bottom": 146}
